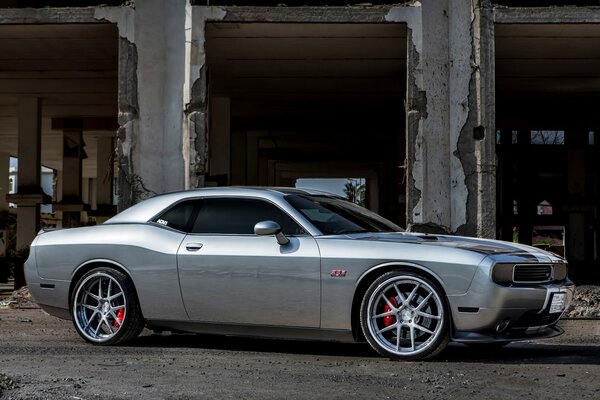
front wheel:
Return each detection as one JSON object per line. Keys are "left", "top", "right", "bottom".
{"left": 360, "top": 271, "right": 450, "bottom": 361}
{"left": 71, "top": 268, "right": 144, "bottom": 345}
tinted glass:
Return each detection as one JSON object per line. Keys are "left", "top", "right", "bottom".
{"left": 285, "top": 194, "right": 402, "bottom": 235}
{"left": 192, "top": 198, "right": 305, "bottom": 235}
{"left": 155, "top": 201, "right": 196, "bottom": 232}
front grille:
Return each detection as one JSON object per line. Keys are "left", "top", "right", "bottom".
{"left": 513, "top": 264, "right": 553, "bottom": 283}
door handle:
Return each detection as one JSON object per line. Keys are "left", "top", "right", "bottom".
{"left": 185, "top": 243, "right": 203, "bottom": 251}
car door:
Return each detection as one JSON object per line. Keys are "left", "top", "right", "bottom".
{"left": 176, "top": 196, "right": 321, "bottom": 328}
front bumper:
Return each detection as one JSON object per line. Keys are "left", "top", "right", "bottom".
{"left": 448, "top": 265, "right": 575, "bottom": 343}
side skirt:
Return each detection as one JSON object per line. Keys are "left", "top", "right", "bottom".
{"left": 146, "top": 319, "right": 355, "bottom": 343}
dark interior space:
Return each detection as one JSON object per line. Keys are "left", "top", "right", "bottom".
{"left": 206, "top": 22, "right": 408, "bottom": 225}
{"left": 496, "top": 24, "right": 600, "bottom": 284}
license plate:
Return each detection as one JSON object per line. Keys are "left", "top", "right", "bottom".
{"left": 549, "top": 293, "right": 567, "bottom": 314}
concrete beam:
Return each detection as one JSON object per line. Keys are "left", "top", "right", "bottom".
{"left": 0, "top": 7, "right": 99, "bottom": 24}
{"left": 494, "top": 7, "right": 600, "bottom": 24}
{"left": 218, "top": 5, "right": 415, "bottom": 23}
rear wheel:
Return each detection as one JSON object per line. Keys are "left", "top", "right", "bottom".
{"left": 71, "top": 268, "right": 144, "bottom": 345}
{"left": 360, "top": 270, "right": 449, "bottom": 361}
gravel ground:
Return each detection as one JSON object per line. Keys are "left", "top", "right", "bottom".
{"left": 0, "top": 307, "right": 599, "bottom": 400}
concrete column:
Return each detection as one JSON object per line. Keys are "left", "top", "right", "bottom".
{"left": 472, "top": 0, "right": 497, "bottom": 238}
{"left": 93, "top": 136, "right": 116, "bottom": 223}
{"left": 406, "top": 0, "right": 494, "bottom": 237}
{"left": 96, "top": 136, "right": 115, "bottom": 206}
{"left": 0, "top": 152, "right": 9, "bottom": 210}
{"left": 185, "top": 6, "right": 226, "bottom": 189}
{"left": 133, "top": 0, "right": 186, "bottom": 196}
{"left": 15, "top": 97, "right": 42, "bottom": 250}
{"left": 209, "top": 97, "right": 231, "bottom": 184}
{"left": 60, "top": 127, "right": 85, "bottom": 228}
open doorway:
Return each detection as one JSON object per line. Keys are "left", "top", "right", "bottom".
{"left": 205, "top": 22, "right": 407, "bottom": 225}
{"left": 496, "top": 24, "right": 600, "bottom": 283}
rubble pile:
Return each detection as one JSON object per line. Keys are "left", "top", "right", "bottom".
{"left": 0, "top": 286, "right": 39, "bottom": 309}
{"left": 565, "top": 285, "right": 600, "bottom": 318}
{"left": 0, "top": 373, "right": 19, "bottom": 395}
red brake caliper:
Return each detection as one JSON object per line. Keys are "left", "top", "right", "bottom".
{"left": 383, "top": 297, "right": 398, "bottom": 327}
{"left": 113, "top": 308, "right": 125, "bottom": 328}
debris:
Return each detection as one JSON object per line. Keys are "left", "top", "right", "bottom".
{"left": 565, "top": 285, "right": 600, "bottom": 318}
{"left": 0, "top": 373, "right": 19, "bottom": 393}
{"left": 0, "top": 286, "right": 39, "bottom": 309}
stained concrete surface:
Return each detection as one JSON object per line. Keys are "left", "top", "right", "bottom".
{"left": 0, "top": 307, "right": 599, "bottom": 400}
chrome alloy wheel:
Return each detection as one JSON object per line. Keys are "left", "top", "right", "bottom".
{"left": 73, "top": 272, "right": 127, "bottom": 343}
{"left": 365, "top": 275, "right": 445, "bottom": 358}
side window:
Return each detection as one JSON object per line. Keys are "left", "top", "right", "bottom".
{"left": 154, "top": 201, "right": 197, "bottom": 232}
{"left": 191, "top": 198, "right": 305, "bottom": 235}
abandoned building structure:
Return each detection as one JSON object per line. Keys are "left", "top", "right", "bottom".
{"left": 0, "top": 0, "right": 599, "bottom": 283}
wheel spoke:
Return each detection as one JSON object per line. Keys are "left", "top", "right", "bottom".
{"left": 81, "top": 304, "right": 96, "bottom": 311}
{"left": 393, "top": 283, "right": 406, "bottom": 303}
{"left": 85, "top": 290, "right": 101, "bottom": 301}
{"left": 371, "top": 309, "right": 396, "bottom": 320}
{"left": 376, "top": 322, "right": 397, "bottom": 335}
{"left": 396, "top": 323, "right": 401, "bottom": 351}
{"left": 97, "top": 277, "right": 103, "bottom": 298}
{"left": 93, "top": 316, "right": 103, "bottom": 336}
{"left": 83, "top": 310, "right": 99, "bottom": 330}
{"left": 382, "top": 295, "right": 397, "bottom": 311}
{"left": 406, "top": 283, "right": 420, "bottom": 305}
{"left": 107, "top": 279, "right": 112, "bottom": 298}
{"left": 111, "top": 304, "right": 125, "bottom": 312}
{"left": 102, "top": 316, "right": 114, "bottom": 334}
{"left": 108, "top": 292, "right": 123, "bottom": 301}
{"left": 415, "top": 292, "right": 433, "bottom": 311}
{"left": 415, "top": 310, "right": 441, "bottom": 320}
{"left": 409, "top": 325, "right": 416, "bottom": 351}
{"left": 414, "top": 323, "right": 434, "bottom": 335}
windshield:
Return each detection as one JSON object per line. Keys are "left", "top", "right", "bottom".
{"left": 284, "top": 194, "right": 404, "bottom": 235}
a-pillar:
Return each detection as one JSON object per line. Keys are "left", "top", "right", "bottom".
{"left": 6, "top": 98, "right": 49, "bottom": 289}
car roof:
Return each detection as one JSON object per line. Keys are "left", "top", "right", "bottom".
{"left": 104, "top": 186, "right": 339, "bottom": 225}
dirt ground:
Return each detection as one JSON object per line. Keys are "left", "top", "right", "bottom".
{"left": 0, "top": 307, "right": 599, "bottom": 400}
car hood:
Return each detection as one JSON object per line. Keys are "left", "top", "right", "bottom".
{"left": 342, "top": 232, "right": 563, "bottom": 263}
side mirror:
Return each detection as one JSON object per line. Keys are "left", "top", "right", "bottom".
{"left": 254, "top": 220, "right": 289, "bottom": 245}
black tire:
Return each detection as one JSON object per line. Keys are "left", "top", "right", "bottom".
{"left": 360, "top": 270, "right": 450, "bottom": 361}
{"left": 71, "top": 267, "right": 144, "bottom": 345}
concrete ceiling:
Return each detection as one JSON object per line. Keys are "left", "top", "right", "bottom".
{"left": 496, "top": 23, "right": 600, "bottom": 94}
{"left": 0, "top": 23, "right": 118, "bottom": 177}
{"left": 206, "top": 22, "right": 407, "bottom": 104}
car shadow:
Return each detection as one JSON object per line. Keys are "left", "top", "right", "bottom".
{"left": 440, "top": 342, "right": 600, "bottom": 365}
{"left": 129, "top": 332, "right": 600, "bottom": 365}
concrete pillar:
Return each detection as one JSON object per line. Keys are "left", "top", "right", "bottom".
{"left": 93, "top": 136, "right": 116, "bottom": 223}
{"left": 185, "top": 6, "right": 226, "bottom": 189}
{"left": 133, "top": 0, "right": 186, "bottom": 196}
{"left": 406, "top": 0, "right": 496, "bottom": 238}
{"left": 60, "top": 127, "right": 85, "bottom": 228}
{"left": 4, "top": 97, "right": 47, "bottom": 289}
{"left": 0, "top": 152, "right": 9, "bottom": 210}
{"left": 472, "top": 0, "right": 497, "bottom": 238}
{"left": 15, "top": 97, "right": 42, "bottom": 250}
{"left": 209, "top": 97, "right": 231, "bottom": 184}
{"left": 96, "top": 136, "right": 115, "bottom": 206}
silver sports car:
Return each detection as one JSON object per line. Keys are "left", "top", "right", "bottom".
{"left": 25, "top": 187, "right": 574, "bottom": 360}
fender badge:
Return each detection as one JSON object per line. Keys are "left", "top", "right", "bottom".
{"left": 330, "top": 269, "right": 348, "bottom": 277}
